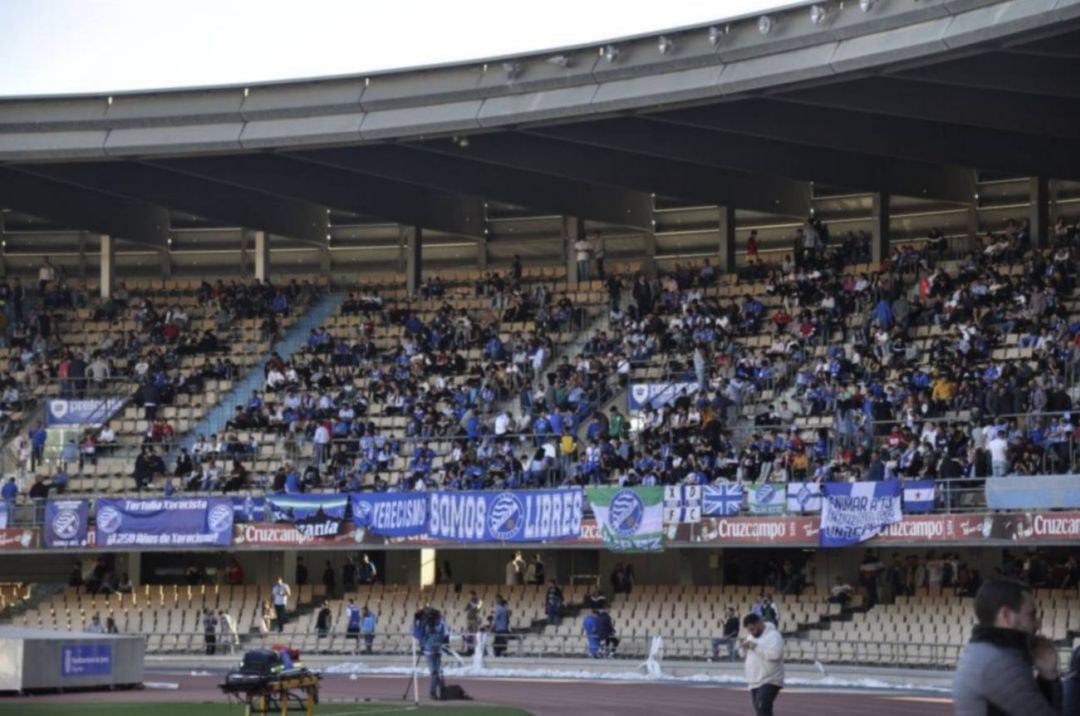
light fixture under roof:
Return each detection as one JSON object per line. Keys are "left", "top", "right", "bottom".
{"left": 502, "top": 61, "right": 523, "bottom": 80}
{"left": 810, "top": 4, "right": 828, "bottom": 25}
{"left": 758, "top": 15, "right": 774, "bottom": 35}
{"left": 708, "top": 26, "right": 722, "bottom": 45}
{"left": 657, "top": 35, "right": 675, "bottom": 55}
{"left": 859, "top": 0, "right": 876, "bottom": 11}
{"left": 547, "top": 54, "right": 571, "bottom": 68}
{"left": 601, "top": 44, "right": 620, "bottom": 63}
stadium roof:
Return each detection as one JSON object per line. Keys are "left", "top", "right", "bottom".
{"left": 0, "top": 0, "right": 1078, "bottom": 264}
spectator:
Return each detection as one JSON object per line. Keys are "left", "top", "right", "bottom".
{"left": 464, "top": 591, "right": 482, "bottom": 655}
{"left": 320, "top": 559, "right": 335, "bottom": 597}
{"left": 953, "top": 579, "right": 1061, "bottom": 715}
{"left": 258, "top": 600, "right": 273, "bottom": 637}
{"left": 544, "top": 580, "right": 564, "bottom": 626}
{"left": 753, "top": 593, "right": 780, "bottom": 627}
{"left": 218, "top": 610, "right": 237, "bottom": 654}
{"left": 526, "top": 553, "right": 545, "bottom": 585}
{"left": 742, "top": 612, "right": 785, "bottom": 716}
{"left": 361, "top": 604, "right": 377, "bottom": 655}
{"left": 505, "top": 550, "right": 525, "bottom": 586}
{"left": 358, "top": 553, "right": 377, "bottom": 586}
{"left": 202, "top": 608, "right": 218, "bottom": 655}
{"left": 596, "top": 608, "right": 619, "bottom": 657}
{"left": 29, "top": 422, "right": 46, "bottom": 472}
{"left": 710, "top": 607, "right": 740, "bottom": 662}
{"left": 492, "top": 595, "right": 511, "bottom": 657}
{"left": 1, "top": 476, "right": 16, "bottom": 513}
{"left": 345, "top": 598, "right": 361, "bottom": 649}
{"left": 583, "top": 609, "right": 601, "bottom": 658}
{"left": 85, "top": 614, "right": 105, "bottom": 634}
{"left": 828, "top": 578, "right": 853, "bottom": 606}
{"left": 105, "top": 616, "right": 119, "bottom": 634}
{"left": 271, "top": 577, "right": 291, "bottom": 633}
{"left": 316, "top": 601, "right": 332, "bottom": 641}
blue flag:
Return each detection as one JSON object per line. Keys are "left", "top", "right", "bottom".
{"left": 902, "top": 480, "right": 936, "bottom": 513}
{"left": 703, "top": 484, "right": 743, "bottom": 516}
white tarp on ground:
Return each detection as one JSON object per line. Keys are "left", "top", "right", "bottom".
{"left": 321, "top": 661, "right": 951, "bottom": 693}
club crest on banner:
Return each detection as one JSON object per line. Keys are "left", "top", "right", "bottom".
{"left": 52, "top": 509, "right": 81, "bottom": 540}
{"left": 96, "top": 506, "right": 122, "bottom": 534}
{"left": 488, "top": 492, "right": 525, "bottom": 541}
{"left": 609, "top": 489, "right": 645, "bottom": 537}
{"left": 208, "top": 504, "right": 234, "bottom": 533}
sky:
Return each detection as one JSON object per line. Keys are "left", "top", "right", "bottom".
{"left": 0, "top": 0, "right": 792, "bottom": 97}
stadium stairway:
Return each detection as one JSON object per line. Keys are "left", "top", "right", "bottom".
{"left": 175, "top": 293, "right": 345, "bottom": 455}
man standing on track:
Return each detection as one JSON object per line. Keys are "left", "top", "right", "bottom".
{"left": 271, "top": 577, "right": 291, "bottom": 633}
{"left": 742, "top": 613, "right": 784, "bottom": 716}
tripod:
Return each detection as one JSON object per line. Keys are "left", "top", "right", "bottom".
{"left": 401, "top": 640, "right": 421, "bottom": 705}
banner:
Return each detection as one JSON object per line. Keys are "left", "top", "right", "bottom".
{"left": 703, "top": 484, "right": 743, "bottom": 516}
{"left": 94, "top": 498, "right": 233, "bottom": 547}
{"left": 0, "top": 500, "right": 7, "bottom": 529}
{"left": 587, "top": 486, "right": 664, "bottom": 552}
{"left": 233, "top": 523, "right": 361, "bottom": 547}
{"left": 45, "top": 499, "right": 89, "bottom": 548}
{"left": 427, "top": 489, "right": 584, "bottom": 543}
{"left": 266, "top": 495, "right": 348, "bottom": 539}
{"left": 0, "top": 528, "right": 34, "bottom": 550}
{"left": 820, "top": 481, "right": 902, "bottom": 547}
{"left": 697, "top": 515, "right": 818, "bottom": 545}
{"left": 61, "top": 644, "right": 112, "bottom": 677}
{"left": 663, "top": 485, "right": 702, "bottom": 524}
{"left": 985, "top": 475, "right": 1080, "bottom": 510}
{"left": 350, "top": 492, "right": 428, "bottom": 537}
{"left": 231, "top": 496, "right": 267, "bottom": 523}
{"left": 628, "top": 382, "right": 698, "bottom": 410}
{"left": 46, "top": 398, "right": 126, "bottom": 426}
{"left": 902, "top": 480, "right": 936, "bottom": 513}
{"left": 786, "top": 483, "right": 823, "bottom": 513}
{"left": 747, "top": 483, "right": 786, "bottom": 515}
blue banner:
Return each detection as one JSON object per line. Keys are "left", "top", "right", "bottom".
{"left": 350, "top": 492, "right": 428, "bottom": 537}
{"left": 266, "top": 494, "right": 348, "bottom": 538}
{"left": 61, "top": 644, "right": 112, "bottom": 677}
{"left": 46, "top": 398, "right": 126, "bottom": 426}
{"left": 0, "top": 500, "right": 7, "bottom": 529}
{"left": 45, "top": 499, "right": 89, "bottom": 548}
{"left": 94, "top": 498, "right": 233, "bottom": 547}
{"left": 428, "top": 489, "right": 584, "bottom": 542}
{"left": 231, "top": 496, "right": 267, "bottom": 523}
{"left": 985, "top": 474, "right": 1080, "bottom": 510}
{"left": 703, "top": 484, "right": 743, "bottom": 516}
{"left": 820, "top": 481, "right": 902, "bottom": 548}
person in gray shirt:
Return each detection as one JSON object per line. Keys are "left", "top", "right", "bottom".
{"left": 953, "top": 579, "right": 1061, "bottom": 715}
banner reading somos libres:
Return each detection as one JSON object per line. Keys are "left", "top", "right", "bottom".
{"left": 587, "top": 486, "right": 665, "bottom": 552}
{"left": 427, "top": 489, "right": 583, "bottom": 542}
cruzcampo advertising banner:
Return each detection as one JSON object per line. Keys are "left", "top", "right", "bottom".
{"left": 266, "top": 494, "right": 349, "bottom": 539}
{"left": 587, "top": 486, "right": 665, "bottom": 552}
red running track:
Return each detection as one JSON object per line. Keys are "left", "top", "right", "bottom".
{"left": 0, "top": 673, "right": 953, "bottom": 715}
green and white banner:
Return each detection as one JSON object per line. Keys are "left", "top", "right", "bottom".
{"left": 747, "top": 483, "right": 787, "bottom": 515}
{"left": 587, "top": 486, "right": 665, "bottom": 552}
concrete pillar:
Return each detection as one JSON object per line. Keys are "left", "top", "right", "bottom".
{"left": 419, "top": 549, "right": 437, "bottom": 588}
{"left": 0, "top": 212, "right": 6, "bottom": 276}
{"left": 477, "top": 204, "right": 490, "bottom": 270}
{"left": 966, "top": 202, "right": 979, "bottom": 245}
{"left": 717, "top": 205, "right": 736, "bottom": 275}
{"left": 405, "top": 226, "right": 422, "bottom": 296}
{"left": 127, "top": 553, "right": 141, "bottom": 587}
{"left": 253, "top": 231, "right": 270, "bottom": 282}
{"left": 870, "top": 192, "right": 890, "bottom": 265}
{"left": 160, "top": 249, "right": 173, "bottom": 279}
{"left": 562, "top": 216, "right": 582, "bottom": 286}
{"left": 100, "top": 234, "right": 115, "bottom": 299}
{"left": 283, "top": 551, "right": 297, "bottom": 587}
{"left": 1030, "top": 176, "right": 1049, "bottom": 248}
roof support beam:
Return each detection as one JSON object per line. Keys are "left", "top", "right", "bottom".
{"left": 652, "top": 100, "right": 1080, "bottom": 181}
{"left": 536, "top": 118, "right": 975, "bottom": 204}
{"left": 158, "top": 155, "right": 485, "bottom": 239}
{"left": 776, "top": 77, "right": 1080, "bottom": 140}
{"left": 0, "top": 167, "right": 169, "bottom": 247}
{"left": 412, "top": 132, "right": 811, "bottom": 218}
{"left": 892, "top": 52, "right": 1080, "bottom": 101}
{"left": 293, "top": 145, "right": 654, "bottom": 230}
{"left": 18, "top": 162, "right": 329, "bottom": 245}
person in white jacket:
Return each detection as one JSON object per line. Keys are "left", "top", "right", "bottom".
{"left": 741, "top": 613, "right": 785, "bottom": 716}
